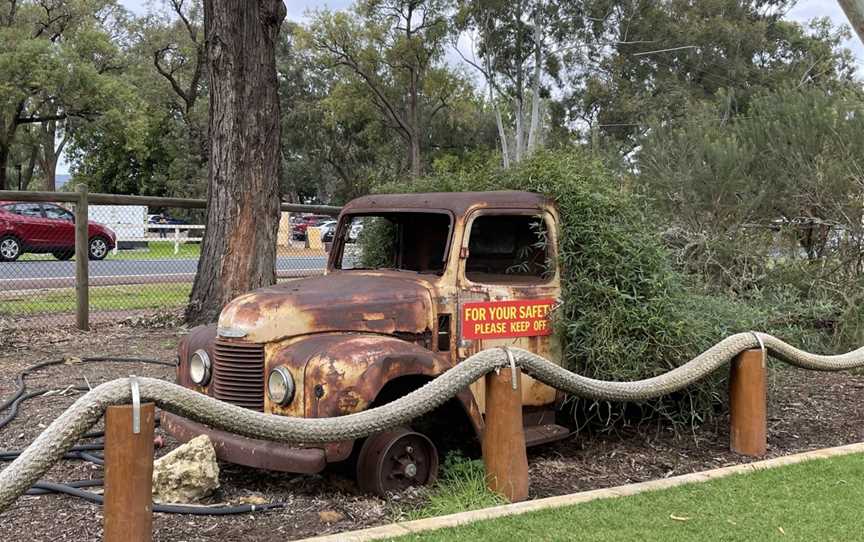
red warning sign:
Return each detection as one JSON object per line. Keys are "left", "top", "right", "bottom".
{"left": 461, "top": 299, "right": 554, "bottom": 340}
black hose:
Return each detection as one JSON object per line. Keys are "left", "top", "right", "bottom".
{"left": 75, "top": 452, "right": 104, "bottom": 466}
{"left": 0, "top": 387, "right": 91, "bottom": 430}
{"left": 27, "top": 482, "right": 287, "bottom": 515}
{"left": 1, "top": 356, "right": 287, "bottom": 516}
{"left": 25, "top": 479, "right": 103, "bottom": 496}
{"left": 0, "top": 356, "right": 174, "bottom": 431}
{"left": 0, "top": 444, "right": 106, "bottom": 462}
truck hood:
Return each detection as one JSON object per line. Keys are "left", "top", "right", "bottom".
{"left": 217, "top": 272, "right": 436, "bottom": 343}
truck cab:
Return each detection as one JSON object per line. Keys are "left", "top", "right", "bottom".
{"left": 164, "top": 191, "right": 570, "bottom": 495}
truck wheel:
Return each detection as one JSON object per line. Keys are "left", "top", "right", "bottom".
{"left": 0, "top": 236, "right": 22, "bottom": 262}
{"left": 356, "top": 427, "right": 438, "bottom": 496}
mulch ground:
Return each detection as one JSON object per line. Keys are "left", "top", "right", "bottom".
{"left": 0, "top": 319, "right": 862, "bottom": 541}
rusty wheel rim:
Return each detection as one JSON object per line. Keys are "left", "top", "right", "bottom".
{"left": 357, "top": 428, "right": 438, "bottom": 496}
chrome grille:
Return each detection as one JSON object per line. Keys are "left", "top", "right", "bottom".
{"left": 212, "top": 339, "right": 265, "bottom": 411}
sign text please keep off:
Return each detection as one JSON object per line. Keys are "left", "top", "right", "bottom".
{"left": 461, "top": 299, "right": 554, "bottom": 340}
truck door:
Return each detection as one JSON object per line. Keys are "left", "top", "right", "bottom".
{"left": 456, "top": 209, "right": 562, "bottom": 411}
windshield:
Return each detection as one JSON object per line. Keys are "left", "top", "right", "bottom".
{"left": 335, "top": 212, "right": 451, "bottom": 275}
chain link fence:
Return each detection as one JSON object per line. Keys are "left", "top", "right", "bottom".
{"left": 0, "top": 188, "right": 339, "bottom": 328}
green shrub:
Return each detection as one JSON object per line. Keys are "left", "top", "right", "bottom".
{"left": 405, "top": 452, "right": 505, "bottom": 520}
{"left": 378, "top": 150, "right": 816, "bottom": 428}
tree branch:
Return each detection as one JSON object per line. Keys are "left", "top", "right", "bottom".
{"left": 154, "top": 46, "right": 192, "bottom": 108}
{"left": 316, "top": 34, "right": 413, "bottom": 138}
{"left": 16, "top": 113, "right": 67, "bottom": 125}
{"left": 170, "top": 0, "right": 199, "bottom": 44}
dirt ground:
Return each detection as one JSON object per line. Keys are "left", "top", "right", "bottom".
{"left": 1, "top": 319, "right": 863, "bottom": 542}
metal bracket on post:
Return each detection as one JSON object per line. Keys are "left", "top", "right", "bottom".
{"left": 750, "top": 331, "right": 767, "bottom": 368}
{"left": 129, "top": 375, "right": 141, "bottom": 434}
{"left": 500, "top": 347, "right": 519, "bottom": 391}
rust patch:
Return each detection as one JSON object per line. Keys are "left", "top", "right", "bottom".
{"left": 342, "top": 190, "right": 551, "bottom": 218}
{"left": 217, "top": 272, "right": 436, "bottom": 344}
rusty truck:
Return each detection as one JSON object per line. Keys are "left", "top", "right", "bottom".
{"left": 164, "top": 191, "right": 571, "bottom": 495}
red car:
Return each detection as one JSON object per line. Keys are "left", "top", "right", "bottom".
{"left": 291, "top": 215, "right": 332, "bottom": 241}
{"left": 0, "top": 202, "right": 116, "bottom": 262}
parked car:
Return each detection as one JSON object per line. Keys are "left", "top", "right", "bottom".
{"left": 320, "top": 220, "right": 338, "bottom": 242}
{"left": 0, "top": 202, "right": 117, "bottom": 262}
{"left": 291, "top": 215, "right": 332, "bottom": 241}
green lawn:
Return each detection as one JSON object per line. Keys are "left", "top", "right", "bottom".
{"left": 0, "top": 283, "right": 191, "bottom": 315}
{"left": 19, "top": 241, "right": 201, "bottom": 261}
{"left": 107, "top": 241, "right": 201, "bottom": 260}
{"left": 391, "top": 452, "right": 864, "bottom": 542}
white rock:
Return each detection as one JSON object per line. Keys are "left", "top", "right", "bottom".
{"left": 152, "top": 435, "right": 220, "bottom": 504}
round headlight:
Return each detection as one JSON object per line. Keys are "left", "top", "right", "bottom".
{"left": 189, "top": 349, "right": 211, "bottom": 385}
{"left": 267, "top": 367, "right": 295, "bottom": 405}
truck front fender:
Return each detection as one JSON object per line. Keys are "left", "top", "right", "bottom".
{"left": 273, "top": 334, "right": 482, "bottom": 439}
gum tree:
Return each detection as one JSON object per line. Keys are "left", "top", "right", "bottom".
{"left": 184, "top": 0, "right": 287, "bottom": 324}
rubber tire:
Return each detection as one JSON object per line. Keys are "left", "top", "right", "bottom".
{"left": 88, "top": 236, "right": 109, "bottom": 261}
{"left": 52, "top": 250, "right": 74, "bottom": 261}
{"left": 0, "top": 235, "right": 22, "bottom": 262}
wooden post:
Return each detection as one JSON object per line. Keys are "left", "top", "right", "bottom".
{"left": 729, "top": 348, "right": 767, "bottom": 457}
{"left": 74, "top": 184, "right": 89, "bottom": 331}
{"left": 482, "top": 367, "right": 529, "bottom": 502}
{"left": 104, "top": 403, "right": 155, "bottom": 542}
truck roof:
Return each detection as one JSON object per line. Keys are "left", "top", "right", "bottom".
{"left": 342, "top": 190, "right": 551, "bottom": 216}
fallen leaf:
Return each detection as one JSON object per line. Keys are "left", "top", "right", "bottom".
{"left": 319, "top": 510, "right": 345, "bottom": 524}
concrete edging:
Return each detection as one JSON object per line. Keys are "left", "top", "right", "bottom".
{"left": 298, "top": 441, "right": 864, "bottom": 542}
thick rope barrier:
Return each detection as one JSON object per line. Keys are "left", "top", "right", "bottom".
{"left": 2, "top": 331, "right": 864, "bottom": 513}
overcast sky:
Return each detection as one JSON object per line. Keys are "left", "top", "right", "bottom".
{"left": 114, "top": 0, "right": 858, "bottom": 59}
{"left": 117, "top": 0, "right": 856, "bottom": 44}
{"left": 57, "top": 0, "right": 858, "bottom": 175}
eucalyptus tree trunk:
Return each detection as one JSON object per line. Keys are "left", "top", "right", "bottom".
{"left": 0, "top": 146, "right": 8, "bottom": 191}
{"left": 526, "top": 16, "right": 543, "bottom": 156}
{"left": 483, "top": 55, "right": 511, "bottom": 169}
{"left": 38, "top": 117, "right": 66, "bottom": 191}
{"left": 186, "top": 0, "right": 287, "bottom": 325}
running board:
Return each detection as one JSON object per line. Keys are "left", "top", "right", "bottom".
{"left": 524, "top": 423, "right": 571, "bottom": 447}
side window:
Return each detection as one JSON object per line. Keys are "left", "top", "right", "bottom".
{"left": 465, "top": 214, "right": 552, "bottom": 284}
{"left": 43, "top": 204, "right": 73, "bottom": 221}
{"left": 341, "top": 216, "right": 398, "bottom": 270}
{"left": 11, "top": 203, "right": 43, "bottom": 218}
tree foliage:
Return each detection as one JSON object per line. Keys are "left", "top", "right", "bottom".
{"left": 0, "top": 0, "right": 127, "bottom": 189}
{"left": 640, "top": 86, "right": 864, "bottom": 350}
{"left": 306, "top": 0, "right": 461, "bottom": 178}
{"left": 564, "top": 1, "right": 857, "bottom": 151}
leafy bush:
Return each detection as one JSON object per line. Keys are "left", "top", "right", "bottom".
{"left": 379, "top": 150, "right": 825, "bottom": 428}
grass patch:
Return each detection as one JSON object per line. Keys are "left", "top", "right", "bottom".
{"left": 19, "top": 241, "right": 201, "bottom": 261}
{"left": 0, "top": 283, "right": 191, "bottom": 315}
{"left": 390, "top": 452, "right": 864, "bottom": 541}
{"left": 108, "top": 241, "right": 201, "bottom": 260}
{"left": 398, "top": 453, "right": 506, "bottom": 521}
